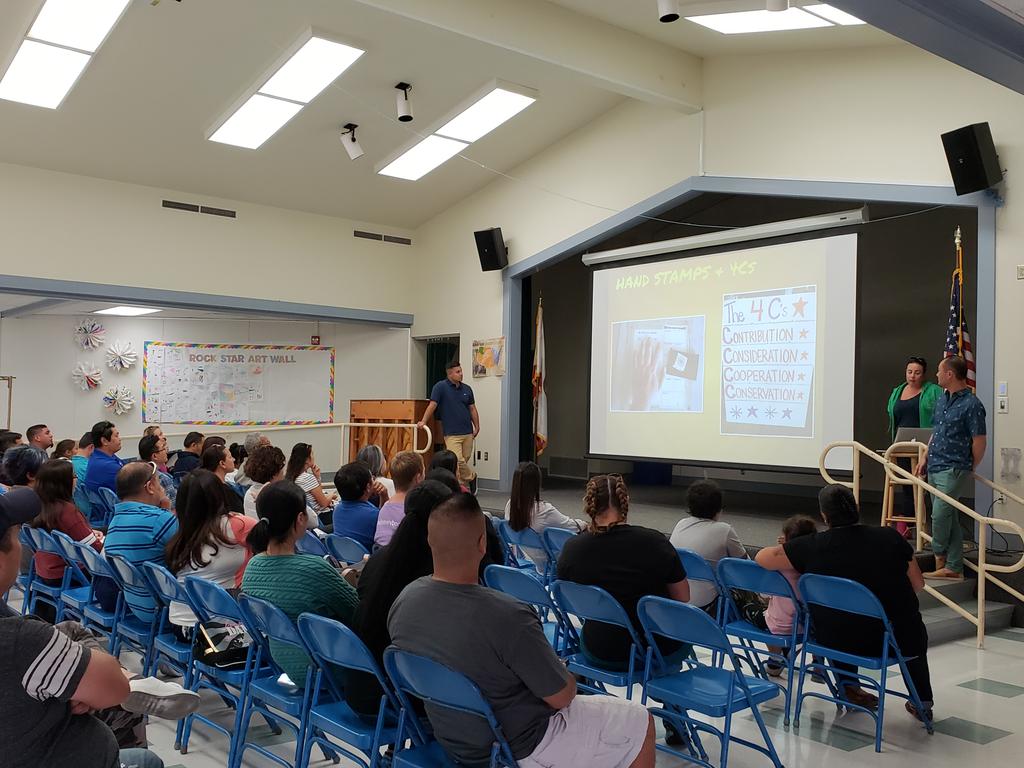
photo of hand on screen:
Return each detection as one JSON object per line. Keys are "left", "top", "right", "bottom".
{"left": 609, "top": 316, "right": 705, "bottom": 413}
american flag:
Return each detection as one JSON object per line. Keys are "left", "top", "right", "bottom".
{"left": 944, "top": 230, "right": 976, "bottom": 389}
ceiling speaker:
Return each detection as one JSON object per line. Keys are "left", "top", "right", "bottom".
{"left": 474, "top": 228, "right": 508, "bottom": 272}
{"left": 941, "top": 122, "right": 1002, "bottom": 195}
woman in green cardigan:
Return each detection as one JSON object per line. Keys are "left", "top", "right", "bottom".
{"left": 886, "top": 356, "right": 943, "bottom": 532}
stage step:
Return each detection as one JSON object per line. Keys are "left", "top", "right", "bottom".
{"left": 921, "top": 577, "right": 1014, "bottom": 645}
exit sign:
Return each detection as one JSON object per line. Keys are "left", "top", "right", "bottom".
{"left": 310, "top": 335, "right": 321, "bottom": 345}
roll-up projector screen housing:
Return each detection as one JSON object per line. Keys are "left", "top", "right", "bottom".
{"left": 582, "top": 208, "right": 867, "bottom": 267}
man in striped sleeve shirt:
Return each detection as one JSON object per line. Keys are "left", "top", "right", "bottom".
{"left": 0, "top": 487, "right": 187, "bottom": 768}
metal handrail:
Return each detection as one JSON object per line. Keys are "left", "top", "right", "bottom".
{"left": 820, "top": 440, "right": 1024, "bottom": 648}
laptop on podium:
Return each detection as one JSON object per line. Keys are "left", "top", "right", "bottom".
{"left": 894, "top": 427, "right": 932, "bottom": 444}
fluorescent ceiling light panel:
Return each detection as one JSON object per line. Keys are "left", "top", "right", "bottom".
{"left": 803, "top": 4, "right": 866, "bottom": 25}
{"left": 94, "top": 306, "right": 162, "bottom": 316}
{"left": 209, "top": 93, "right": 304, "bottom": 149}
{"left": 436, "top": 88, "right": 536, "bottom": 143}
{"left": 28, "top": 0, "right": 131, "bottom": 53}
{"left": 379, "top": 135, "right": 468, "bottom": 181}
{"left": 259, "top": 37, "right": 364, "bottom": 104}
{"left": 687, "top": 8, "right": 832, "bottom": 33}
{"left": 0, "top": 39, "right": 89, "bottom": 109}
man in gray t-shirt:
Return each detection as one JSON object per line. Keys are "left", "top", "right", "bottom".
{"left": 388, "top": 493, "right": 654, "bottom": 768}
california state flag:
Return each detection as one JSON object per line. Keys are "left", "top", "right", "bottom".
{"left": 532, "top": 301, "right": 548, "bottom": 456}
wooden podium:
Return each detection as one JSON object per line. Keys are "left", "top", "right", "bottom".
{"left": 349, "top": 399, "right": 438, "bottom": 474}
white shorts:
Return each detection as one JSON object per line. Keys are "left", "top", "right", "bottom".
{"left": 519, "top": 695, "right": 650, "bottom": 768}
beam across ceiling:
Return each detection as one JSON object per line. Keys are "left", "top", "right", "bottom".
{"left": 828, "top": 0, "right": 1024, "bottom": 96}
{"left": 349, "top": 0, "right": 703, "bottom": 112}
{"left": 0, "top": 297, "right": 66, "bottom": 318}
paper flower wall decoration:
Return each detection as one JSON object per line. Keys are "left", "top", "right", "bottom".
{"left": 71, "top": 362, "right": 103, "bottom": 391}
{"left": 73, "top": 320, "right": 106, "bottom": 350}
{"left": 102, "top": 386, "right": 135, "bottom": 415}
{"left": 105, "top": 340, "right": 137, "bottom": 371}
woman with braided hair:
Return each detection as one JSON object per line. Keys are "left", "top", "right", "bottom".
{"left": 756, "top": 483, "right": 933, "bottom": 721}
{"left": 557, "top": 474, "right": 691, "bottom": 670}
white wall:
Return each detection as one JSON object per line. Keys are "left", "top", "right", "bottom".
{"left": 0, "top": 314, "right": 411, "bottom": 471}
{"left": 0, "top": 162, "right": 417, "bottom": 314}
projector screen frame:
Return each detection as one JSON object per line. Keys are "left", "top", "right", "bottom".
{"left": 584, "top": 227, "right": 859, "bottom": 473}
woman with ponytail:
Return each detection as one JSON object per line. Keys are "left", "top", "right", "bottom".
{"left": 557, "top": 474, "right": 691, "bottom": 671}
{"left": 756, "top": 484, "right": 933, "bottom": 720}
{"left": 241, "top": 480, "right": 359, "bottom": 689}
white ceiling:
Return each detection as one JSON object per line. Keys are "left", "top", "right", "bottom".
{"left": 0, "top": 0, "right": 897, "bottom": 229}
{"left": 0, "top": 293, "right": 282, "bottom": 321}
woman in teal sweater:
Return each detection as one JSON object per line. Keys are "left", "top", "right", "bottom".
{"left": 886, "top": 356, "right": 943, "bottom": 531}
{"left": 241, "top": 480, "right": 359, "bottom": 688}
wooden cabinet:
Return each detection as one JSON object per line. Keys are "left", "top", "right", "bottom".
{"left": 348, "top": 399, "right": 439, "bottom": 474}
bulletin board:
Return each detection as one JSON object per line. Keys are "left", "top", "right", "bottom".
{"left": 141, "top": 342, "right": 335, "bottom": 425}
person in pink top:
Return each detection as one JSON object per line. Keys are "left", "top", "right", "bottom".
{"left": 373, "top": 451, "right": 424, "bottom": 548}
{"left": 764, "top": 515, "right": 817, "bottom": 677}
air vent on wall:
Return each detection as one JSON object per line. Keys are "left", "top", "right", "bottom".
{"left": 353, "top": 229, "right": 412, "bottom": 245}
{"left": 162, "top": 199, "right": 237, "bottom": 219}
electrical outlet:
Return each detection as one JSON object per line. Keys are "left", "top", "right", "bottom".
{"left": 1018, "top": 265, "right": 1024, "bottom": 280}
{"left": 476, "top": 450, "right": 481, "bottom": 460}
{"left": 484, "top": 451, "right": 489, "bottom": 461}
{"left": 996, "top": 494, "right": 1006, "bottom": 505}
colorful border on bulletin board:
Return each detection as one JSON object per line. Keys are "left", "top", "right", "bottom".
{"left": 141, "top": 341, "right": 336, "bottom": 426}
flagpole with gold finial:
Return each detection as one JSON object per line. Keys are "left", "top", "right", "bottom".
{"left": 954, "top": 227, "right": 963, "bottom": 354}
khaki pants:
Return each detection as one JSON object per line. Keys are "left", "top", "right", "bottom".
{"left": 444, "top": 433, "right": 477, "bottom": 483}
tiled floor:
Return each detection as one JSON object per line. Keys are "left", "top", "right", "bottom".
{"left": 137, "top": 628, "right": 1024, "bottom": 768}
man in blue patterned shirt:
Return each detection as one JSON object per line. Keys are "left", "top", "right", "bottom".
{"left": 916, "top": 356, "right": 986, "bottom": 580}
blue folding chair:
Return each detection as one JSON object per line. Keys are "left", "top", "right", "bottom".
{"left": 483, "top": 564, "right": 577, "bottom": 656}
{"left": 795, "top": 574, "right": 934, "bottom": 752}
{"left": 296, "top": 530, "right": 334, "bottom": 561}
{"left": 73, "top": 482, "right": 93, "bottom": 520}
{"left": 84, "top": 486, "right": 118, "bottom": 528}
{"left": 297, "top": 613, "right": 401, "bottom": 768}
{"left": 496, "top": 519, "right": 543, "bottom": 576}
{"left": 74, "top": 542, "right": 122, "bottom": 649}
{"left": 325, "top": 534, "right": 370, "bottom": 566}
{"left": 496, "top": 520, "right": 548, "bottom": 580}
{"left": 15, "top": 526, "right": 41, "bottom": 616}
{"left": 236, "top": 596, "right": 341, "bottom": 768}
{"left": 676, "top": 549, "right": 725, "bottom": 623}
{"left": 106, "top": 555, "right": 161, "bottom": 674}
{"left": 551, "top": 580, "right": 646, "bottom": 698}
{"left": 24, "top": 527, "right": 89, "bottom": 622}
{"left": 717, "top": 557, "right": 804, "bottom": 725}
{"left": 384, "top": 647, "right": 519, "bottom": 768}
{"left": 638, "top": 596, "right": 783, "bottom": 768}
{"left": 541, "top": 527, "right": 576, "bottom": 565}
{"left": 48, "top": 530, "right": 96, "bottom": 622}
{"left": 181, "top": 576, "right": 280, "bottom": 762}
{"left": 142, "top": 563, "right": 196, "bottom": 751}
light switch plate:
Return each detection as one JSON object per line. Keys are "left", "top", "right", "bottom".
{"left": 1018, "top": 265, "right": 1024, "bottom": 280}
{"left": 998, "top": 381, "right": 1008, "bottom": 396}
{"left": 998, "top": 396, "right": 1009, "bottom": 414}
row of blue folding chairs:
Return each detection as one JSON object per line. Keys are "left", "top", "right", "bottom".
{"left": 483, "top": 565, "right": 782, "bottom": 768}
{"left": 494, "top": 519, "right": 576, "bottom": 583}
{"left": 143, "top": 569, "right": 536, "bottom": 768}
{"left": 294, "top": 530, "right": 371, "bottom": 565}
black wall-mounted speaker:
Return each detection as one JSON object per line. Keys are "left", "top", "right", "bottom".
{"left": 941, "top": 122, "right": 1002, "bottom": 195}
{"left": 474, "top": 228, "right": 508, "bottom": 271}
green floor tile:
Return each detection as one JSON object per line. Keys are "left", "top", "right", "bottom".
{"left": 932, "top": 716, "right": 1012, "bottom": 745}
{"left": 748, "top": 706, "right": 876, "bottom": 752}
{"left": 958, "top": 677, "right": 1024, "bottom": 698}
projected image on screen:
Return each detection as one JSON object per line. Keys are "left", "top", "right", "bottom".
{"left": 721, "top": 286, "right": 816, "bottom": 437}
{"left": 610, "top": 316, "right": 705, "bottom": 413}
{"left": 589, "top": 234, "right": 857, "bottom": 470}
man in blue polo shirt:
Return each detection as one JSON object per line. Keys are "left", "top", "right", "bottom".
{"left": 417, "top": 360, "right": 480, "bottom": 493}
{"left": 84, "top": 420, "right": 124, "bottom": 493}
{"left": 103, "top": 462, "right": 176, "bottom": 624}
{"left": 916, "top": 356, "right": 986, "bottom": 580}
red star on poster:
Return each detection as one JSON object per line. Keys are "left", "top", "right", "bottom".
{"left": 792, "top": 297, "right": 808, "bottom": 317}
